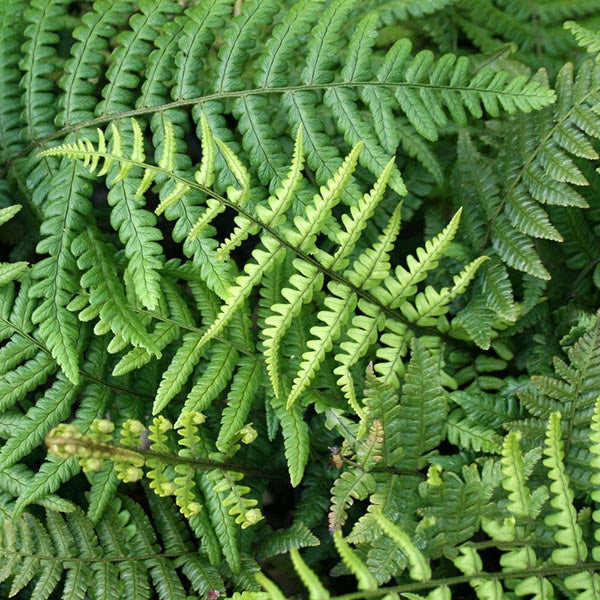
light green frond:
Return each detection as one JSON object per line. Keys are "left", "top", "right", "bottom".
{"left": 216, "top": 358, "right": 263, "bottom": 452}
{"left": 331, "top": 157, "right": 396, "bottom": 271}
{"left": 334, "top": 302, "right": 386, "bottom": 414}
{"left": 501, "top": 431, "right": 532, "bottom": 518}
{"left": 590, "top": 397, "right": 600, "bottom": 560}
{"left": 211, "top": 469, "right": 263, "bottom": 530}
{"left": 374, "top": 208, "right": 463, "bottom": 308}
{"left": 374, "top": 511, "right": 431, "bottom": 581}
{"left": 407, "top": 256, "right": 488, "bottom": 326}
{"left": 543, "top": 412, "right": 588, "bottom": 566}
{"left": 287, "top": 282, "right": 357, "bottom": 408}
{"left": 195, "top": 110, "right": 217, "bottom": 188}
{"left": 0, "top": 204, "right": 22, "bottom": 226}
{"left": 329, "top": 470, "right": 376, "bottom": 533}
{"left": 255, "top": 573, "right": 287, "bottom": 600}
{"left": 263, "top": 260, "right": 322, "bottom": 398}
{"left": 214, "top": 137, "right": 251, "bottom": 205}
{"left": 282, "top": 142, "right": 363, "bottom": 251}
{"left": 565, "top": 21, "right": 600, "bottom": 58}
{"left": 271, "top": 396, "right": 309, "bottom": 487}
{"left": 258, "top": 126, "right": 306, "bottom": 227}
{"left": 219, "top": 127, "right": 305, "bottom": 260}
{"left": 333, "top": 530, "right": 378, "bottom": 591}
{"left": 198, "top": 236, "right": 283, "bottom": 351}
{"left": 453, "top": 546, "right": 504, "bottom": 600}
{"left": 290, "top": 547, "right": 330, "bottom": 600}
{"left": 374, "top": 318, "right": 411, "bottom": 387}
{"left": 345, "top": 204, "right": 402, "bottom": 291}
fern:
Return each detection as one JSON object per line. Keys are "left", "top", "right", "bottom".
{"left": 508, "top": 315, "right": 600, "bottom": 489}
{"left": 2, "top": 3, "right": 600, "bottom": 598}
{"left": 41, "top": 116, "right": 486, "bottom": 484}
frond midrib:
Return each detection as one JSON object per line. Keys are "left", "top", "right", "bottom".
{"left": 7, "top": 79, "right": 555, "bottom": 170}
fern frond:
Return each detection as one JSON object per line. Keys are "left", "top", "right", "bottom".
{"left": 329, "top": 469, "right": 377, "bottom": 533}
{"left": 544, "top": 412, "right": 588, "bottom": 566}
{"left": 287, "top": 281, "right": 358, "bottom": 408}
{"left": 198, "top": 470, "right": 241, "bottom": 573}
{"left": 446, "top": 409, "right": 502, "bottom": 453}
{"left": 56, "top": 0, "right": 134, "bottom": 127}
{"left": 154, "top": 331, "right": 206, "bottom": 415}
{"left": 453, "top": 546, "right": 505, "bottom": 600}
{"left": 73, "top": 227, "right": 159, "bottom": 355}
{"left": 2, "top": 5, "right": 589, "bottom": 596}
{"left": 397, "top": 340, "right": 446, "bottom": 469}
{"left": 255, "top": 522, "right": 319, "bottom": 561}
{"left": 181, "top": 342, "right": 240, "bottom": 415}
{"left": 0, "top": 496, "right": 218, "bottom": 600}
{"left": 0, "top": 376, "right": 78, "bottom": 473}
{"left": 500, "top": 430, "right": 534, "bottom": 518}
{"left": 271, "top": 396, "right": 309, "bottom": 487}
{"left": 216, "top": 357, "right": 263, "bottom": 452}
{"left": 589, "top": 397, "right": 600, "bottom": 561}
{"left": 19, "top": 0, "right": 70, "bottom": 141}
{"left": 374, "top": 511, "right": 432, "bottom": 581}
{"left": 0, "top": 351, "right": 55, "bottom": 412}
{"left": 565, "top": 21, "right": 600, "bottom": 58}
{"left": 97, "top": 0, "right": 177, "bottom": 116}
{"left": 510, "top": 316, "right": 600, "bottom": 487}
{"left": 28, "top": 161, "right": 91, "bottom": 384}
{"left": 0, "top": 3, "right": 26, "bottom": 161}
{"left": 333, "top": 530, "right": 379, "bottom": 590}
{"left": 453, "top": 0, "right": 600, "bottom": 71}
{"left": 374, "top": 208, "right": 463, "bottom": 308}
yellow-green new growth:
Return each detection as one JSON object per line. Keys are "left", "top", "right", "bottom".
{"left": 374, "top": 511, "right": 432, "bottom": 582}
{"left": 590, "top": 397, "right": 600, "bottom": 560}
{"left": 543, "top": 412, "right": 588, "bottom": 566}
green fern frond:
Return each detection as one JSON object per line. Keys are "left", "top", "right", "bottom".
{"left": 271, "top": 395, "right": 309, "bottom": 487}
{"left": 42, "top": 117, "right": 494, "bottom": 417}
{"left": 329, "top": 470, "right": 377, "bottom": 533}
{"left": 510, "top": 316, "right": 600, "bottom": 488}
{"left": 544, "top": 412, "right": 588, "bottom": 566}
{"left": 397, "top": 340, "right": 447, "bottom": 469}
{"left": 565, "top": 21, "right": 600, "bottom": 58}
{"left": 452, "top": 0, "right": 600, "bottom": 71}
{"left": 255, "top": 522, "right": 319, "bottom": 561}
{"left": 0, "top": 497, "right": 223, "bottom": 600}
{"left": 453, "top": 546, "right": 505, "bottom": 600}
{"left": 74, "top": 227, "right": 159, "bottom": 355}
{"left": 374, "top": 208, "right": 463, "bottom": 308}
{"left": 216, "top": 357, "right": 263, "bottom": 452}
{"left": 446, "top": 409, "right": 502, "bottom": 453}
{"left": 374, "top": 511, "right": 432, "bottom": 581}
{"left": 589, "top": 397, "right": 600, "bottom": 561}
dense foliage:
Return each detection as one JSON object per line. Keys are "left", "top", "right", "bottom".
{"left": 2, "top": 0, "right": 600, "bottom": 598}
